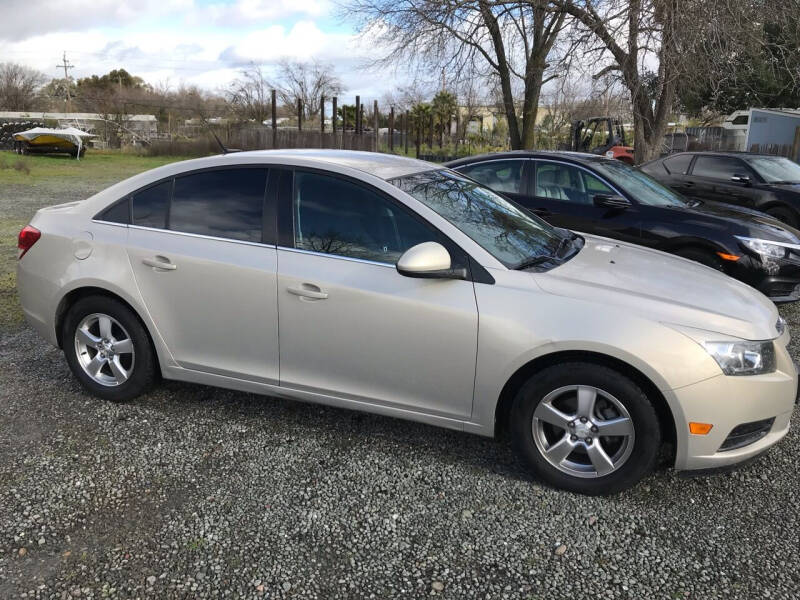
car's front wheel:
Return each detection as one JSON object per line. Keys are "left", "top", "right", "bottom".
{"left": 63, "top": 295, "right": 156, "bottom": 402}
{"left": 510, "top": 362, "right": 661, "bottom": 495}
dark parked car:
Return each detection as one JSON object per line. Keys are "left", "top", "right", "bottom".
{"left": 446, "top": 151, "right": 800, "bottom": 302}
{"left": 640, "top": 151, "right": 800, "bottom": 227}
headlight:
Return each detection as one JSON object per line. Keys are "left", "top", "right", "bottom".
{"left": 704, "top": 340, "right": 776, "bottom": 376}
{"left": 735, "top": 236, "right": 787, "bottom": 260}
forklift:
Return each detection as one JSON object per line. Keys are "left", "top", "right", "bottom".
{"left": 569, "top": 117, "right": 634, "bottom": 164}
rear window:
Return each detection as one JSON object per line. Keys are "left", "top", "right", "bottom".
{"left": 169, "top": 168, "right": 267, "bottom": 242}
{"left": 132, "top": 180, "right": 171, "bottom": 229}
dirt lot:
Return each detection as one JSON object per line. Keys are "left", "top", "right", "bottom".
{"left": 1, "top": 151, "right": 799, "bottom": 599}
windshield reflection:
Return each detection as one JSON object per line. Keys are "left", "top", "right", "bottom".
{"left": 392, "top": 169, "right": 563, "bottom": 267}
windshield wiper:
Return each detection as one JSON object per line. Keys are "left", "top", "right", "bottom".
{"left": 513, "top": 255, "right": 559, "bottom": 270}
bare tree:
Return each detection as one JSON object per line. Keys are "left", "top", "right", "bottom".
{"left": 0, "top": 62, "right": 46, "bottom": 110}
{"left": 344, "top": 0, "right": 568, "bottom": 150}
{"left": 552, "top": 0, "right": 672, "bottom": 162}
{"left": 227, "top": 64, "right": 272, "bottom": 123}
{"left": 275, "top": 59, "right": 343, "bottom": 120}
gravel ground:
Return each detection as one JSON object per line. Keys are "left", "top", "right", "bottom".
{"left": 1, "top": 155, "right": 800, "bottom": 599}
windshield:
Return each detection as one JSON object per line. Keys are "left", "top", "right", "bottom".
{"left": 743, "top": 156, "right": 800, "bottom": 183}
{"left": 595, "top": 160, "right": 690, "bottom": 207}
{"left": 392, "top": 169, "right": 563, "bottom": 267}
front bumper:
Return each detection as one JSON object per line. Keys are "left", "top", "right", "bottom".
{"left": 724, "top": 255, "right": 800, "bottom": 302}
{"left": 672, "top": 339, "right": 797, "bottom": 471}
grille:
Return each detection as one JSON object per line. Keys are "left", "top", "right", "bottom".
{"left": 718, "top": 417, "right": 775, "bottom": 452}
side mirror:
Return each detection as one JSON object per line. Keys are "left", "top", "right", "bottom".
{"left": 396, "top": 242, "right": 466, "bottom": 279}
{"left": 731, "top": 174, "right": 751, "bottom": 185}
{"left": 593, "top": 194, "right": 631, "bottom": 209}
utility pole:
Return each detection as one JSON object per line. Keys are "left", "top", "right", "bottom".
{"left": 57, "top": 51, "right": 74, "bottom": 113}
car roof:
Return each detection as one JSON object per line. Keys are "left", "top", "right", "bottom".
{"left": 653, "top": 151, "right": 782, "bottom": 160}
{"left": 445, "top": 150, "right": 614, "bottom": 167}
{"left": 223, "top": 149, "right": 437, "bottom": 180}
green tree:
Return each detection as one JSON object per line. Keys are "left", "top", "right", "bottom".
{"left": 409, "top": 102, "right": 433, "bottom": 151}
{"left": 337, "top": 104, "right": 357, "bottom": 129}
{"left": 432, "top": 90, "right": 457, "bottom": 146}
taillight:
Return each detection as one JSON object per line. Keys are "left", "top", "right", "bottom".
{"left": 17, "top": 225, "right": 41, "bottom": 259}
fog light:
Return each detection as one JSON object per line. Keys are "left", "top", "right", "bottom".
{"left": 689, "top": 422, "right": 713, "bottom": 435}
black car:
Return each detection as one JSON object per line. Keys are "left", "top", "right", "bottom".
{"left": 640, "top": 151, "right": 800, "bottom": 227}
{"left": 445, "top": 151, "right": 800, "bottom": 302}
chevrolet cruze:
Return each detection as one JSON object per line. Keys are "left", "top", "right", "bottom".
{"left": 16, "top": 150, "right": 798, "bottom": 494}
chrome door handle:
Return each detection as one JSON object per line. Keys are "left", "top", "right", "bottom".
{"left": 142, "top": 257, "right": 177, "bottom": 270}
{"left": 287, "top": 284, "right": 328, "bottom": 300}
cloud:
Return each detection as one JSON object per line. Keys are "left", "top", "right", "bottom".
{"left": 219, "top": 21, "right": 354, "bottom": 65}
{"left": 188, "top": 0, "right": 331, "bottom": 27}
{"left": 0, "top": 0, "right": 330, "bottom": 41}
{"left": 0, "top": 0, "right": 192, "bottom": 41}
{"left": 0, "top": 0, "right": 396, "bottom": 98}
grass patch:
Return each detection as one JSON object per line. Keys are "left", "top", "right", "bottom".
{"left": 0, "top": 150, "right": 192, "bottom": 332}
{"left": 0, "top": 150, "right": 191, "bottom": 186}
{"left": 0, "top": 218, "right": 25, "bottom": 331}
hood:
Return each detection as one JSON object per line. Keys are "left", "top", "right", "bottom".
{"left": 536, "top": 235, "right": 779, "bottom": 340}
{"left": 668, "top": 200, "right": 800, "bottom": 244}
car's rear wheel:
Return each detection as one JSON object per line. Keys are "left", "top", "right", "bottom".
{"left": 764, "top": 206, "right": 797, "bottom": 228}
{"left": 510, "top": 362, "right": 661, "bottom": 495}
{"left": 675, "top": 247, "right": 723, "bottom": 271}
{"left": 63, "top": 295, "right": 156, "bottom": 402}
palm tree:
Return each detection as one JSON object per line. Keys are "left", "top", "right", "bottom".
{"left": 432, "top": 91, "right": 457, "bottom": 147}
{"left": 409, "top": 102, "right": 432, "bottom": 155}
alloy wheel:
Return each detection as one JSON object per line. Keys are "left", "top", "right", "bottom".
{"left": 73, "top": 313, "right": 135, "bottom": 386}
{"left": 532, "top": 385, "right": 635, "bottom": 478}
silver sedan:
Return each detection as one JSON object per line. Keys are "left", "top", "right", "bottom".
{"left": 16, "top": 150, "right": 797, "bottom": 494}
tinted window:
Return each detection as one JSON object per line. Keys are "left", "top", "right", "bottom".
{"left": 100, "top": 198, "right": 130, "bottom": 224}
{"left": 663, "top": 154, "right": 693, "bottom": 175}
{"left": 692, "top": 156, "right": 747, "bottom": 180}
{"left": 132, "top": 180, "right": 171, "bottom": 229}
{"left": 457, "top": 160, "right": 524, "bottom": 194}
{"left": 743, "top": 156, "right": 800, "bottom": 183}
{"left": 170, "top": 168, "right": 267, "bottom": 242}
{"left": 535, "top": 162, "right": 612, "bottom": 204}
{"left": 594, "top": 160, "right": 688, "bottom": 207}
{"left": 294, "top": 171, "right": 436, "bottom": 263}
{"left": 394, "top": 170, "right": 561, "bottom": 268}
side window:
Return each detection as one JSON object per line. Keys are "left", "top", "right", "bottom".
{"left": 582, "top": 171, "right": 613, "bottom": 195}
{"left": 293, "top": 171, "right": 437, "bottom": 263}
{"left": 692, "top": 156, "right": 747, "bottom": 180}
{"left": 457, "top": 160, "right": 524, "bottom": 194}
{"left": 170, "top": 168, "right": 267, "bottom": 242}
{"left": 132, "top": 180, "right": 171, "bottom": 229}
{"left": 99, "top": 198, "right": 130, "bottom": 224}
{"left": 535, "top": 162, "right": 595, "bottom": 204}
{"left": 663, "top": 154, "right": 693, "bottom": 175}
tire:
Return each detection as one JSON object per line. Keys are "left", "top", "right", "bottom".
{"left": 62, "top": 295, "right": 157, "bottom": 402}
{"left": 764, "top": 206, "right": 798, "bottom": 228}
{"left": 674, "top": 247, "right": 723, "bottom": 271}
{"left": 510, "top": 362, "right": 661, "bottom": 495}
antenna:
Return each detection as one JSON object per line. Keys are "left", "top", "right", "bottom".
{"left": 210, "top": 129, "right": 228, "bottom": 154}
{"left": 201, "top": 118, "right": 241, "bottom": 154}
